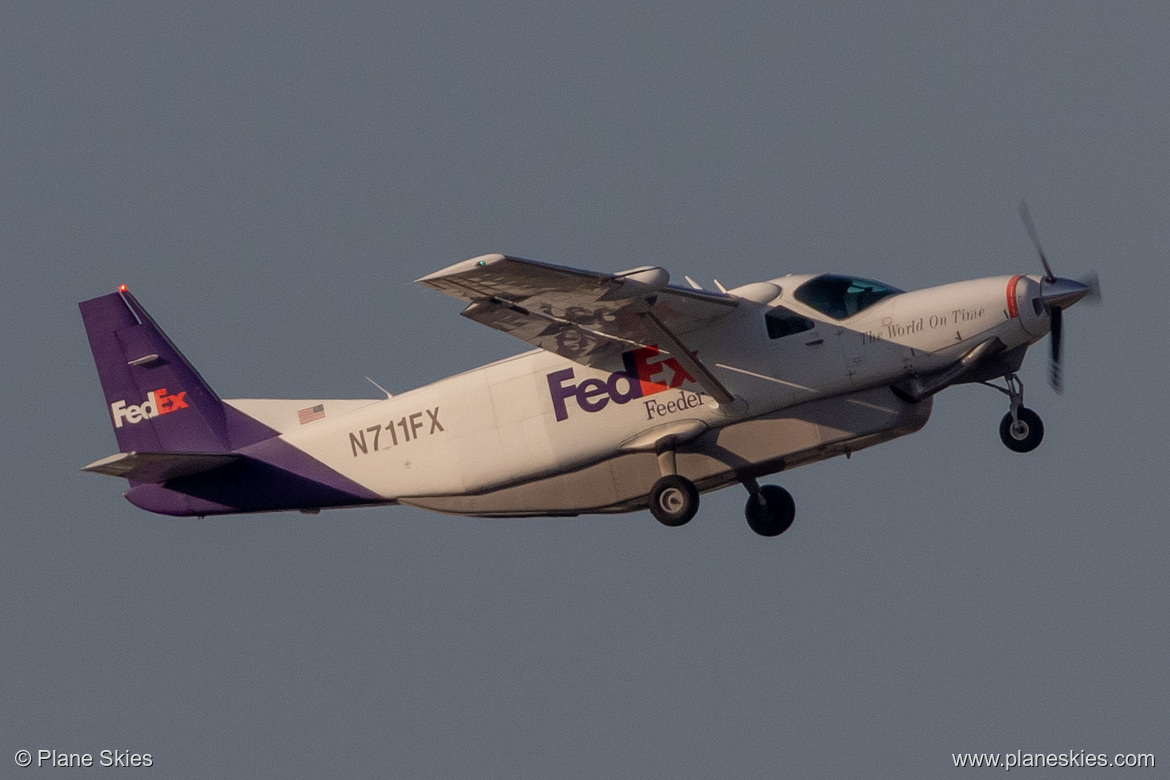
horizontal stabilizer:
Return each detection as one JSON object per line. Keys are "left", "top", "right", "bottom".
{"left": 82, "top": 451, "right": 241, "bottom": 483}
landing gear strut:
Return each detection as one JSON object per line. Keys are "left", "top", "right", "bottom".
{"left": 984, "top": 373, "right": 1045, "bottom": 453}
{"left": 744, "top": 480, "right": 796, "bottom": 537}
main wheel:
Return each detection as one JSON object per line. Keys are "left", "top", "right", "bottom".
{"left": 648, "top": 475, "right": 699, "bottom": 527}
{"left": 745, "top": 485, "right": 796, "bottom": 537}
{"left": 999, "top": 407, "right": 1044, "bottom": 453}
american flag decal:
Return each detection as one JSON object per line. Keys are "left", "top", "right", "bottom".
{"left": 298, "top": 404, "right": 325, "bottom": 425}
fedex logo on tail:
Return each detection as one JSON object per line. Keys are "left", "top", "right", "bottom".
{"left": 547, "top": 345, "right": 696, "bottom": 422}
{"left": 111, "top": 388, "right": 188, "bottom": 428}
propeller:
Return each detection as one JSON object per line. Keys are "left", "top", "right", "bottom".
{"left": 1049, "top": 304, "right": 1063, "bottom": 391}
{"left": 1018, "top": 201, "right": 1098, "bottom": 393}
{"left": 1019, "top": 201, "right": 1055, "bottom": 284}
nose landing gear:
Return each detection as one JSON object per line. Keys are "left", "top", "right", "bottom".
{"left": 999, "top": 407, "right": 1044, "bottom": 452}
{"left": 985, "top": 373, "right": 1045, "bottom": 453}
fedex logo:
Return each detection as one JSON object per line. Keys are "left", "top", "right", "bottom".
{"left": 111, "top": 388, "right": 188, "bottom": 428}
{"left": 547, "top": 345, "right": 696, "bottom": 422}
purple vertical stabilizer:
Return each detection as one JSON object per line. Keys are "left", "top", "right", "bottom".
{"left": 80, "top": 288, "right": 384, "bottom": 517}
{"left": 79, "top": 289, "right": 275, "bottom": 453}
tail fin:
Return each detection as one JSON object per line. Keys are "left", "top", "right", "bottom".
{"left": 79, "top": 287, "right": 273, "bottom": 453}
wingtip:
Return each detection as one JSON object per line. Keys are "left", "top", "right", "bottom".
{"left": 416, "top": 253, "right": 507, "bottom": 284}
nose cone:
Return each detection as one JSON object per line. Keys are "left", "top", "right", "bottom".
{"left": 1040, "top": 277, "right": 1089, "bottom": 310}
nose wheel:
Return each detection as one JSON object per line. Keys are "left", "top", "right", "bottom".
{"left": 984, "top": 373, "right": 1045, "bottom": 453}
{"left": 1000, "top": 407, "right": 1044, "bottom": 452}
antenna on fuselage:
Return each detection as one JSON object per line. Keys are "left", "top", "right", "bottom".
{"left": 364, "top": 376, "right": 393, "bottom": 399}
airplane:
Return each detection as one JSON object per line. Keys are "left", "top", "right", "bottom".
{"left": 79, "top": 208, "right": 1098, "bottom": 536}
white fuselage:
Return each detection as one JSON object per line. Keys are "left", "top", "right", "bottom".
{"left": 222, "top": 273, "right": 1048, "bottom": 511}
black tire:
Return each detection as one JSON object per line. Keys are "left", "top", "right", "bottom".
{"left": 999, "top": 408, "right": 1044, "bottom": 453}
{"left": 745, "top": 485, "right": 796, "bottom": 537}
{"left": 648, "top": 475, "right": 699, "bottom": 527}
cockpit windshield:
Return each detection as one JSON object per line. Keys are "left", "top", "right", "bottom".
{"left": 793, "top": 274, "right": 903, "bottom": 319}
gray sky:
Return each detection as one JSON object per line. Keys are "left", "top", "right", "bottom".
{"left": 3, "top": 2, "right": 1167, "bottom": 777}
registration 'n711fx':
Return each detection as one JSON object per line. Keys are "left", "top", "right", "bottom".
{"left": 349, "top": 407, "right": 444, "bottom": 457}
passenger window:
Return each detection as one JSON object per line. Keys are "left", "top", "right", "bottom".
{"left": 765, "top": 307, "right": 816, "bottom": 339}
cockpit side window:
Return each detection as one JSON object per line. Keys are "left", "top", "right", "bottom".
{"left": 765, "top": 306, "right": 816, "bottom": 339}
{"left": 793, "top": 274, "right": 902, "bottom": 319}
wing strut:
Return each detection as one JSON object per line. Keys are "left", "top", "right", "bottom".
{"left": 640, "top": 309, "right": 745, "bottom": 413}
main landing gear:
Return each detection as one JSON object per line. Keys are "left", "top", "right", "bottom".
{"left": 647, "top": 463, "right": 796, "bottom": 538}
{"left": 648, "top": 474, "right": 700, "bottom": 527}
{"left": 647, "top": 448, "right": 701, "bottom": 527}
{"left": 985, "top": 373, "right": 1045, "bottom": 453}
{"left": 744, "top": 480, "right": 796, "bottom": 537}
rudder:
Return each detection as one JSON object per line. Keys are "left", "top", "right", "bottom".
{"left": 79, "top": 288, "right": 270, "bottom": 454}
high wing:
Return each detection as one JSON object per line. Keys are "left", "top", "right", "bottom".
{"left": 417, "top": 254, "right": 739, "bottom": 363}
{"left": 418, "top": 254, "right": 743, "bottom": 405}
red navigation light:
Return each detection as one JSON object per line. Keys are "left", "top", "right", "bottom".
{"left": 119, "top": 284, "right": 127, "bottom": 292}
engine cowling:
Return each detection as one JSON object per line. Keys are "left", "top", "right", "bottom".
{"left": 1009, "top": 274, "right": 1050, "bottom": 337}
